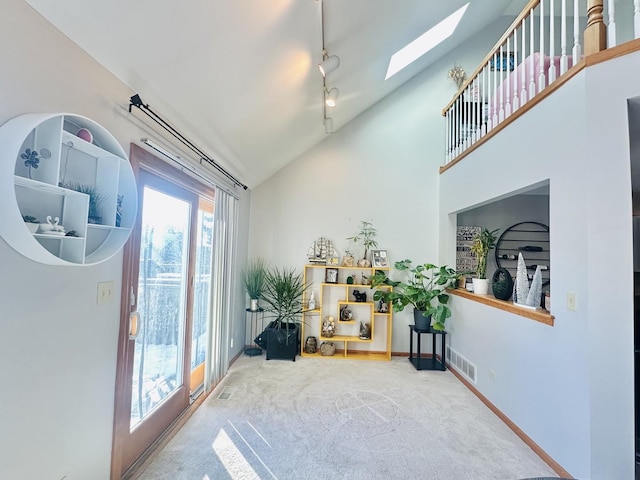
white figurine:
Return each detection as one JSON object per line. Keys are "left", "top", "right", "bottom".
{"left": 308, "top": 292, "right": 316, "bottom": 310}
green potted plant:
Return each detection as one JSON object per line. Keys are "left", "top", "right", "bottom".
{"left": 258, "top": 266, "right": 309, "bottom": 361}
{"left": 371, "top": 260, "right": 458, "bottom": 331}
{"left": 346, "top": 220, "right": 378, "bottom": 267}
{"left": 242, "top": 257, "right": 267, "bottom": 311}
{"left": 470, "top": 228, "right": 499, "bottom": 294}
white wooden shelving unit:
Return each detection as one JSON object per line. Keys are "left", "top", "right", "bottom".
{"left": 0, "top": 113, "right": 137, "bottom": 265}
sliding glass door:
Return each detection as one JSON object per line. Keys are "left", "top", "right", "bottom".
{"left": 112, "top": 145, "right": 214, "bottom": 479}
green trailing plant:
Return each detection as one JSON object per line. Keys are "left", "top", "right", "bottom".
{"left": 22, "top": 215, "right": 38, "bottom": 223}
{"left": 470, "top": 228, "right": 499, "bottom": 279}
{"left": 60, "top": 181, "right": 108, "bottom": 219}
{"left": 242, "top": 257, "right": 267, "bottom": 300}
{"left": 371, "top": 260, "right": 458, "bottom": 331}
{"left": 346, "top": 220, "right": 378, "bottom": 261}
{"left": 260, "top": 266, "right": 309, "bottom": 337}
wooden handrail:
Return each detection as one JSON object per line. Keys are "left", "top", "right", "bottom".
{"left": 584, "top": 0, "right": 606, "bottom": 54}
{"left": 442, "top": 0, "right": 541, "bottom": 114}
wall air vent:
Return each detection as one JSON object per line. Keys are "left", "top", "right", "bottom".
{"left": 446, "top": 345, "right": 477, "bottom": 384}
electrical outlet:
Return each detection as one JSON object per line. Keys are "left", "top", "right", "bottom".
{"left": 567, "top": 292, "right": 577, "bottom": 311}
{"left": 489, "top": 369, "right": 497, "bottom": 381}
{"left": 97, "top": 281, "right": 114, "bottom": 305}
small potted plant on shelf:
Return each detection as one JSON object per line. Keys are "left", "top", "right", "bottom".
{"left": 470, "top": 228, "right": 499, "bottom": 295}
{"left": 371, "top": 260, "right": 458, "bottom": 331}
{"left": 22, "top": 214, "right": 39, "bottom": 234}
{"left": 257, "top": 266, "right": 309, "bottom": 361}
{"left": 242, "top": 257, "right": 267, "bottom": 312}
{"left": 346, "top": 220, "right": 378, "bottom": 267}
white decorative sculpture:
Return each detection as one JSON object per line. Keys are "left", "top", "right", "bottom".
{"left": 308, "top": 292, "right": 316, "bottom": 310}
{"left": 513, "top": 253, "right": 542, "bottom": 308}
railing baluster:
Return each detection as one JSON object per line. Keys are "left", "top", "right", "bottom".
{"left": 560, "top": 0, "right": 568, "bottom": 74}
{"left": 607, "top": 0, "right": 616, "bottom": 47}
{"left": 513, "top": 26, "right": 520, "bottom": 112}
{"left": 530, "top": 9, "right": 536, "bottom": 99}
{"left": 499, "top": 45, "right": 505, "bottom": 122}
{"left": 539, "top": 0, "right": 546, "bottom": 92}
{"left": 573, "top": 0, "right": 582, "bottom": 62}
{"left": 445, "top": 109, "right": 451, "bottom": 163}
{"left": 549, "top": 0, "right": 557, "bottom": 83}
{"left": 471, "top": 81, "right": 478, "bottom": 144}
{"left": 635, "top": 0, "right": 640, "bottom": 39}
{"left": 521, "top": 16, "right": 528, "bottom": 105}
{"left": 483, "top": 65, "right": 489, "bottom": 134}
{"left": 505, "top": 37, "right": 512, "bottom": 118}
{"left": 492, "top": 52, "right": 499, "bottom": 128}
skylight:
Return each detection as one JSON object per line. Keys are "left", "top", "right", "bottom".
{"left": 385, "top": 3, "right": 470, "bottom": 80}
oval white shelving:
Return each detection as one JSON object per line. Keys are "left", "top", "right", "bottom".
{"left": 0, "top": 113, "right": 137, "bottom": 265}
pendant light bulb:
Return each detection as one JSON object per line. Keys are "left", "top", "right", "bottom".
{"left": 325, "top": 88, "right": 339, "bottom": 108}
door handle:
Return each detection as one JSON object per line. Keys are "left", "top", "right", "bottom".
{"left": 129, "top": 311, "right": 141, "bottom": 340}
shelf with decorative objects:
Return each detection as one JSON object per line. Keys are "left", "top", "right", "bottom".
{"left": 0, "top": 113, "right": 137, "bottom": 265}
{"left": 301, "top": 264, "right": 392, "bottom": 361}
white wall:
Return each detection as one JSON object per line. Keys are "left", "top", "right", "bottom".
{"left": 250, "top": 17, "right": 513, "bottom": 353}
{"left": 440, "top": 52, "right": 637, "bottom": 478}
{"left": 0, "top": 1, "right": 250, "bottom": 478}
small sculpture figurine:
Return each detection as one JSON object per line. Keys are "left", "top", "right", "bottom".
{"left": 340, "top": 306, "right": 353, "bottom": 321}
{"left": 304, "top": 336, "right": 318, "bottom": 354}
{"left": 378, "top": 299, "right": 389, "bottom": 313}
{"left": 359, "top": 322, "right": 371, "bottom": 339}
{"left": 352, "top": 290, "right": 367, "bottom": 302}
{"left": 308, "top": 292, "right": 316, "bottom": 310}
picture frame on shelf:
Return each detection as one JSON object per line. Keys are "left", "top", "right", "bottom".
{"left": 371, "top": 249, "right": 389, "bottom": 268}
{"left": 326, "top": 256, "right": 340, "bottom": 266}
{"left": 325, "top": 267, "right": 339, "bottom": 284}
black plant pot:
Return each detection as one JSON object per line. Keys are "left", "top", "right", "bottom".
{"left": 413, "top": 310, "right": 432, "bottom": 331}
{"left": 255, "top": 321, "right": 299, "bottom": 361}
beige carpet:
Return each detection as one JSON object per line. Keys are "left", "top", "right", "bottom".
{"left": 136, "top": 355, "right": 559, "bottom": 480}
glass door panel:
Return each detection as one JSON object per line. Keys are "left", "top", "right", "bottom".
{"left": 190, "top": 199, "right": 214, "bottom": 392}
{"left": 130, "top": 186, "right": 191, "bottom": 428}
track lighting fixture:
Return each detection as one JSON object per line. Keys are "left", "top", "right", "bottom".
{"left": 325, "top": 88, "right": 339, "bottom": 107}
{"left": 324, "top": 117, "right": 334, "bottom": 134}
{"left": 318, "top": 54, "right": 340, "bottom": 77}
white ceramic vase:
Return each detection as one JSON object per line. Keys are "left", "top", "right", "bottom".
{"left": 472, "top": 278, "right": 489, "bottom": 295}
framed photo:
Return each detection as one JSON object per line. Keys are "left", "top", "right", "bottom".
{"left": 325, "top": 267, "right": 339, "bottom": 284}
{"left": 371, "top": 249, "right": 389, "bottom": 268}
{"left": 326, "top": 256, "right": 340, "bottom": 266}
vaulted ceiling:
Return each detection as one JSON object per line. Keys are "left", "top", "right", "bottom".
{"left": 24, "top": 0, "right": 527, "bottom": 188}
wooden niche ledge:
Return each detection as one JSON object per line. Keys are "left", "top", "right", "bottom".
{"left": 449, "top": 288, "right": 554, "bottom": 326}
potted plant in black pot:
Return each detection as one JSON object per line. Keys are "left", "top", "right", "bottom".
{"left": 470, "top": 228, "right": 499, "bottom": 295}
{"left": 371, "top": 260, "right": 458, "bottom": 331}
{"left": 257, "top": 266, "right": 308, "bottom": 361}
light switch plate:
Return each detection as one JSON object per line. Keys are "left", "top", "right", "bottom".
{"left": 97, "top": 281, "right": 114, "bottom": 305}
{"left": 567, "top": 292, "right": 577, "bottom": 311}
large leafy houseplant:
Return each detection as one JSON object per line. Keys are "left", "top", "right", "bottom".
{"left": 260, "top": 266, "right": 308, "bottom": 341}
{"left": 242, "top": 257, "right": 267, "bottom": 311}
{"left": 371, "top": 260, "right": 458, "bottom": 331}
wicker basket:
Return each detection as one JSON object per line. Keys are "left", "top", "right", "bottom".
{"left": 320, "top": 341, "right": 336, "bottom": 356}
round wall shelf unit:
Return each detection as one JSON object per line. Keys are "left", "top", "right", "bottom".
{"left": 494, "top": 221, "right": 550, "bottom": 286}
{"left": 0, "top": 113, "right": 137, "bottom": 265}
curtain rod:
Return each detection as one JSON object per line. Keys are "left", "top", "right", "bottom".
{"left": 128, "top": 94, "right": 248, "bottom": 190}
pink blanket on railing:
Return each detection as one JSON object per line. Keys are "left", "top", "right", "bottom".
{"left": 488, "top": 52, "right": 574, "bottom": 117}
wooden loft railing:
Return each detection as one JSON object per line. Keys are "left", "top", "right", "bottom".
{"left": 441, "top": 0, "right": 639, "bottom": 173}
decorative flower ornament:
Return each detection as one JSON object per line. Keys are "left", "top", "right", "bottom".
{"left": 448, "top": 64, "right": 466, "bottom": 89}
{"left": 21, "top": 148, "right": 40, "bottom": 179}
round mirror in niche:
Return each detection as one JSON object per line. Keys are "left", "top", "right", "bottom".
{"left": 0, "top": 113, "right": 137, "bottom": 265}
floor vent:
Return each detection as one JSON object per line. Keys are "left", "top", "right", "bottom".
{"left": 217, "top": 387, "right": 235, "bottom": 400}
{"left": 446, "top": 345, "right": 477, "bottom": 384}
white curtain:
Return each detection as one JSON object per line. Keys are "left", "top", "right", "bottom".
{"left": 205, "top": 188, "right": 239, "bottom": 393}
